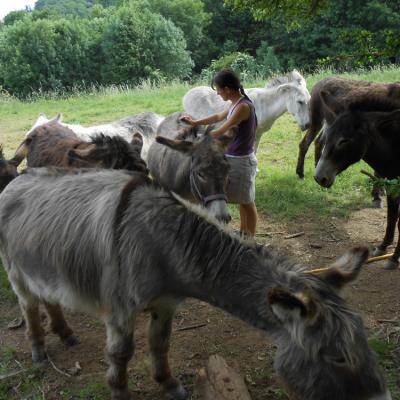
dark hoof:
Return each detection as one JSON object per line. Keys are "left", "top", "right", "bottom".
{"left": 111, "top": 389, "right": 135, "bottom": 400}
{"left": 163, "top": 378, "right": 188, "bottom": 400}
{"left": 371, "top": 199, "right": 383, "bottom": 209}
{"left": 164, "top": 385, "right": 188, "bottom": 400}
{"left": 32, "top": 347, "right": 47, "bottom": 363}
{"left": 383, "top": 260, "right": 398, "bottom": 270}
{"left": 372, "top": 248, "right": 386, "bottom": 257}
{"left": 296, "top": 172, "right": 305, "bottom": 180}
{"left": 62, "top": 334, "right": 79, "bottom": 347}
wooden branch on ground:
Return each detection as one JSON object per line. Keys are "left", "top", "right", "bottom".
{"left": 194, "top": 355, "right": 252, "bottom": 400}
{"left": 284, "top": 232, "right": 305, "bottom": 239}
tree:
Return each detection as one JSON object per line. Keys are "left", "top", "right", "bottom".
{"left": 224, "top": 0, "right": 328, "bottom": 23}
{"left": 100, "top": 5, "right": 193, "bottom": 84}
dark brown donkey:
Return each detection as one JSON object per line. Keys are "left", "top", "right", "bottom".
{"left": 12, "top": 121, "right": 149, "bottom": 172}
{"left": 297, "top": 77, "right": 400, "bottom": 203}
{"left": 0, "top": 146, "right": 18, "bottom": 192}
{"left": 315, "top": 93, "right": 400, "bottom": 270}
{"left": 0, "top": 121, "right": 148, "bottom": 193}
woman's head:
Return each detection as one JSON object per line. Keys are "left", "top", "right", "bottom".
{"left": 212, "top": 69, "right": 249, "bottom": 101}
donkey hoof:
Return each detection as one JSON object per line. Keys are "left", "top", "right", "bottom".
{"left": 383, "top": 260, "right": 398, "bottom": 270}
{"left": 111, "top": 389, "right": 136, "bottom": 400}
{"left": 62, "top": 334, "right": 79, "bottom": 347}
{"left": 32, "top": 347, "right": 47, "bottom": 363}
{"left": 371, "top": 199, "right": 382, "bottom": 209}
{"left": 372, "top": 248, "right": 385, "bottom": 257}
{"left": 163, "top": 378, "right": 188, "bottom": 400}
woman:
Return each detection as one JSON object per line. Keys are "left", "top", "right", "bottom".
{"left": 180, "top": 69, "right": 258, "bottom": 236}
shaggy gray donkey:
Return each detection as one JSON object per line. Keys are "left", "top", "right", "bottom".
{"left": 0, "top": 168, "right": 391, "bottom": 400}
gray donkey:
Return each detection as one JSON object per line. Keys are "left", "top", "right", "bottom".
{"left": 147, "top": 111, "right": 233, "bottom": 223}
{"left": 0, "top": 168, "right": 391, "bottom": 400}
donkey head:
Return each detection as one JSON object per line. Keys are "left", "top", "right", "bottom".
{"left": 156, "top": 130, "right": 233, "bottom": 223}
{"left": 268, "top": 247, "right": 390, "bottom": 400}
{"left": 0, "top": 146, "right": 18, "bottom": 192}
{"left": 68, "top": 133, "right": 148, "bottom": 174}
{"left": 314, "top": 91, "right": 400, "bottom": 188}
{"left": 278, "top": 83, "right": 311, "bottom": 131}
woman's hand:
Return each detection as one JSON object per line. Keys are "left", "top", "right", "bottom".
{"left": 179, "top": 115, "right": 197, "bottom": 126}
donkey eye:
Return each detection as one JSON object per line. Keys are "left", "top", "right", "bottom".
{"left": 327, "top": 356, "right": 347, "bottom": 366}
{"left": 337, "top": 138, "right": 351, "bottom": 147}
{"left": 297, "top": 101, "right": 304, "bottom": 105}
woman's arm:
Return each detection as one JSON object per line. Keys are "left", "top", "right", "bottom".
{"left": 180, "top": 108, "right": 229, "bottom": 127}
{"left": 211, "top": 103, "right": 250, "bottom": 138}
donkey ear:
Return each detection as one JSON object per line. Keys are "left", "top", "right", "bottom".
{"left": 320, "top": 91, "right": 344, "bottom": 124}
{"left": 131, "top": 133, "right": 144, "bottom": 151}
{"left": 268, "top": 287, "right": 318, "bottom": 326}
{"left": 277, "top": 83, "right": 293, "bottom": 93}
{"left": 68, "top": 143, "right": 97, "bottom": 159}
{"left": 374, "top": 109, "right": 400, "bottom": 132}
{"left": 156, "top": 136, "right": 193, "bottom": 153}
{"left": 310, "top": 247, "right": 368, "bottom": 290}
{"left": 50, "top": 113, "right": 63, "bottom": 123}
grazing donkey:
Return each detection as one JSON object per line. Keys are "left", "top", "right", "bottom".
{"left": 297, "top": 77, "right": 400, "bottom": 181}
{"left": 147, "top": 111, "right": 233, "bottom": 223}
{"left": 27, "top": 111, "right": 164, "bottom": 161}
{"left": 315, "top": 93, "right": 400, "bottom": 270}
{"left": 183, "top": 69, "right": 311, "bottom": 153}
{"left": 0, "top": 146, "right": 18, "bottom": 192}
{"left": 0, "top": 168, "right": 391, "bottom": 400}
{"left": 10, "top": 121, "right": 148, "bottom": 174}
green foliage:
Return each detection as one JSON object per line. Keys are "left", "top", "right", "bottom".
{"left": 35, "top": 0, "right": 92, "bottom": 18}
{"left": 101, "top": 5, "right": 192, "bottom": 84}
{"left": 256, "top": 41, "right": 281, "bottom": 72}
{"left": 0, "top": 18, "right": 102, "bottom": 97}
{"left": 202, "top": 52, "right": 260, "bottom": 80}
{"left": 225, "top": 0, "right": 328, "bottom": 23}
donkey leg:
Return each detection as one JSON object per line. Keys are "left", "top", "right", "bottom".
{"left": 11, "top": 280, "right": 46, "bottom": 362}
{"left": 371, "top": 171, "right": 383, "bottom": 209}
{"left": 43, "top": 301, "right": 79, "bottom": 346}
{"left": 105, "top": 320, "right": 135, "bottom": 400}
{"left": 296, "top": 125, "right": 321, "bottom": 179}
{"left": 383, "top": 215, "right": 400, "bottom": 270}
{"left": 148, "top": 307, "right": 187, "bottom": 400}
{"left": 373, "top": 195, "right": 400, "bottom": 256}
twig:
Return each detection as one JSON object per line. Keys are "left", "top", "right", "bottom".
{"left": 284, "top": 232, "right": 305, "bottom": 239}
{"left": 47, "top": 354, "right": 72, "bottom": 378}
{"left": 377, "top": 319, "right": 399, "bottom": 324}
{"left": 175, "top": 323, "right": 207, "bottom": 332}
{"left": 0, "top": 369, "right": 28, "bottom": 381}
{"left": 361, "top": 169, "right": 376, "bottom": 180}
{"left": 256, "top": 231, "right": 285, "bottom": 236}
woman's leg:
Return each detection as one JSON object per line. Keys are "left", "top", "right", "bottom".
{"left": 240, "top": 202, "right": 257, "bottom": 236}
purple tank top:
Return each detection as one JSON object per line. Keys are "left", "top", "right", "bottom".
{"left": 226, "top": 97, "right": 258, "bottom": 156}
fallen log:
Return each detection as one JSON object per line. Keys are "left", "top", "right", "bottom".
{"left": 194, "top": 355, "right": 252, "bottom": 400}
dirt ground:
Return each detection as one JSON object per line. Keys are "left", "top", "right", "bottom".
{"left": 0, "top": 204, "right": 399, "bottom": 400}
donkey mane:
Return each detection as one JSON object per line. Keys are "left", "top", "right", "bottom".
{"left": 348, "top": 96, "right": 400, "bottom": 113}
{"left": 266, "top": 70, "right": 302, "bottom": 88}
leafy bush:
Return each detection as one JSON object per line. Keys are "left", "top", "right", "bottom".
{"left": 200, "top": 51, "right": 262, "bottom": 81}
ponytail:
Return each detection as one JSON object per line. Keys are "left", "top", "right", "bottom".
{"left": 239, "top": 84, "right": 251, "bottom": 102}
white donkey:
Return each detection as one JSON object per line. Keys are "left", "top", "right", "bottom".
{"left": 26, "top": 112, "right": 165, "bottom": 161}
{"left": 183, "top": 70, "right": 311, "bottom": 151}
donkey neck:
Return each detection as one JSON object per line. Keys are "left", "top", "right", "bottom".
{"left": 248, "top": 87, "right": 288, "bottom": 132}
{"left": 362, "top": 125, "right": 400, "bottom": 178}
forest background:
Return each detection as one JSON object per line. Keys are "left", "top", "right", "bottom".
{"left": 0, "top": 0, "right": 399, "bottom": 98}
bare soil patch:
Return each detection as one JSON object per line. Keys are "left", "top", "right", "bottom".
{"left": 1, "top": 204, "right": 399, "bottom": 399}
